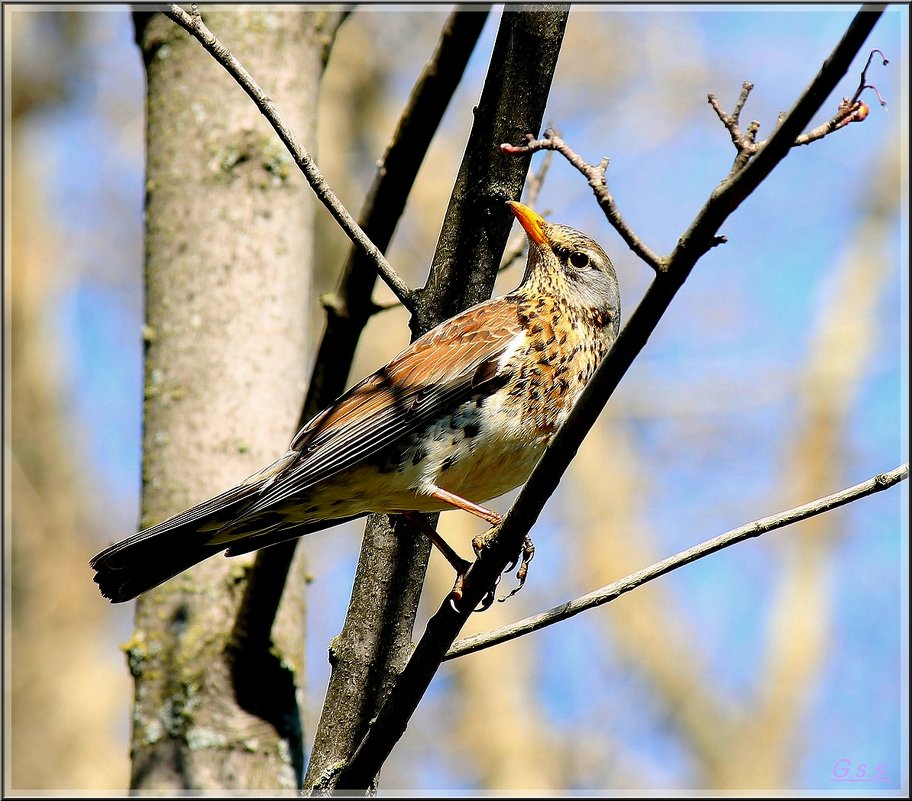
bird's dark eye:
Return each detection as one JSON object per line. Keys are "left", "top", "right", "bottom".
{"left": 569, "top": 251, "right": 590, "bottom": 270}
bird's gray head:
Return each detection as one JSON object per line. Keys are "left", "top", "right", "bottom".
{"left": 508, "top": 201, "right": 620, "bottom": 337}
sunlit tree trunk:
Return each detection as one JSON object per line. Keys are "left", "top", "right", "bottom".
{"left": 127, "top": 9, "right": 342, "bottom": 790}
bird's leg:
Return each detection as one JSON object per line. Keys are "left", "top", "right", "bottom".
{"left": 431, "top": 485, "right": 521, "bottom": 572}
{"left": 399, "top": 511, "right": 470, "bottom": 575}
{"left": 398, "top": 511, "right": 495, "bottom": 609}
{"left": 428, "top": 487, "right": 502, "bottom": 525}
{"left": 423, "top": 488, "right": 539, "bottom": 606}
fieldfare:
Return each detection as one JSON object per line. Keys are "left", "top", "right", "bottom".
{"left": 91, "top": 201, "right": 620, "bottom": 604}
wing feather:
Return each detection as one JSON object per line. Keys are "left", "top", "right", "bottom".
{"left": 239, "top": 297, "right": 523, "bottom": 516}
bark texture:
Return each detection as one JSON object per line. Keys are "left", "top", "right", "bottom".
{"left": 128, "top": 9, "right": 340, "bottom": 790}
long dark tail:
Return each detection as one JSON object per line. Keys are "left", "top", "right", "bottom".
{"left": 90, "top": 482, "right": 367, "bottom": 604}
{"left": 90, "top": 484, "right": 261, "bottom": 603}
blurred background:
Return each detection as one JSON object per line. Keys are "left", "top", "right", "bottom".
{"left": 6, "top": 3, "right": 907, "bottom": 794}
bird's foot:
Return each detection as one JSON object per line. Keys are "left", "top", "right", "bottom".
{"left": 401, "top": 511, "right": 495, "bottom": 611}
{"left": 448, "top": 562, "right": 498, "bottom": 613}
{"left": 472, "top": 529, "right": 536, "bottom": 602}
{"left": 471, "top": 526, "right": 507, "bottom": 565}
{"left": 499, "top": 534, "right": 535, "bottom": 602}
{"left": 447, "top": 555, "right": 473, "bottom": 603}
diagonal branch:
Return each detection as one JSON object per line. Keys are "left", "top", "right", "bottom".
{"left": 471, "top": 4, "right": 887, "bottom": 613}
{"left": 335, "top": 5, "right": 885, "bottom": 786}
{"left": 674, "top": 4, "right": 885, "bottom": 274}
{"left": 446, "top": 464, "right": 908, "bottom": 659}
{"left": 164, "top": 3, "right": 416, "bottom": 311}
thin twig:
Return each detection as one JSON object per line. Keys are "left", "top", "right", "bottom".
{"left": 501, "top": 129, "right": 665, "bottom": 272}
{"left": 731, "top": 80, "right": 753, "bottom": 121}
{"left": 708, "top": 81, "right": 753, "bottom": 156}
{"left": 446, "top": 464, "right": 908, "bottom": 659}
{"left": 708, "top": 82, "right": 761, "bottom": 173}
{"left": 791, "top": 47, "right": 890, "bottom": 147}
{"left": 709, "top": 47, "right": 889, "bottom": 169}
{"left": 499, "top": 150, "right": 554, "bottom": 273}
{"left": 851, "top": 47, "right": 890, "bottom": 107}
{"left": 164, "top": 3, "right": 416, "bottom": 311}
{"left": 792, "top": 99, "right": 873, "bottom": 146}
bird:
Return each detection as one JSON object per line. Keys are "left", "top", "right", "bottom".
{"left": 90, "top": 201, "right": 620, "bottom": 604}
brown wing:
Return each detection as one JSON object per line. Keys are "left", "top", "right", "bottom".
{"left": 238, "top": 296, "right": 524, "bottom": 515}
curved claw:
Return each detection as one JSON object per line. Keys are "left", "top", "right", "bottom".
{"left": 498, "top": 534, "right": 535, "bottom": 602}
{"left": 474, "top": 587, "right": 496, "bottom": 613}
{"left": 499, "top": 585, "right": 522, "bottom": 603}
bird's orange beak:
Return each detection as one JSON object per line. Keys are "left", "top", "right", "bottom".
{"left": 507, "top": 201, "right": 548, "bottom": 246}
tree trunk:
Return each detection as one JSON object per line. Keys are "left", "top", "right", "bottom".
{"left": 127, "top": 9, "right": 341, "bottom": 791}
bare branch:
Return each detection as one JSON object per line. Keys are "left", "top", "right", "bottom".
{"left": 710, "top": 47, "right": 890, "bottom": 169}
{"left": 164, "top": 3, "right": 416, "bottom": 311}
{"left": 446, "top": 464, "right": 909, "bottom": 659}
{"left": 502, "top": 130, "right": 665, "bottom": 272}
{"left": 327, "top": 6, "right": 571, "bottom": 791}
{"left": 672, "top": 9, "right": 884, "bottom": 274}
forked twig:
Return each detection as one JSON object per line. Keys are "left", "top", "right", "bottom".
{"left": 502, "top": 130, "right": 666, "bottom": 272}
{"left": 709, "top": 49, "right": 890, "bottom": 172}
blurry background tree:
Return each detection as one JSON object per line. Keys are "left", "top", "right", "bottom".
{"left": 5, "top": 3, "right": 906, "bottom": 795}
